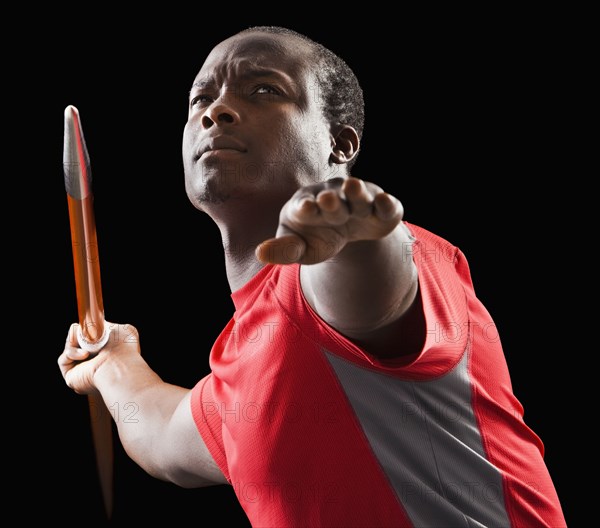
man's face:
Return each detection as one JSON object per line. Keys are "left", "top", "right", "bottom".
{"left": 182, "top": 32, "right": 334, "bottom": 209}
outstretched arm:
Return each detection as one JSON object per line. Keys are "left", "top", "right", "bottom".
{"left": 256, "top": 177, "right": 423, "bottom": 359}
{"left": 58, "top": 323, "right": 227, "bottom": 487}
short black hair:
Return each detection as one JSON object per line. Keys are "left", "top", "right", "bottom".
{"left": 238, "top": 26, "right": 365, "bottom": 169}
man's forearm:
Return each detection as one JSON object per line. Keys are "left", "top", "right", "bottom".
{"left": 301, "top": 222, "right": 417, "bottom": 336}
{"left": 93, "top": 352, "right": 188, "bottom": 480}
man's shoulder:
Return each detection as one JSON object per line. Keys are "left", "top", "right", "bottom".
{"left": 404, "top": 221, "right": 456, "bottom": 249}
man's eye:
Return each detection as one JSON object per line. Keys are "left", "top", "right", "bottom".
{"left": 253, "top": 85, "right": 280, "bottom": 96}
{"left": 190, "top": 94, "right": 213, "bottom": 107}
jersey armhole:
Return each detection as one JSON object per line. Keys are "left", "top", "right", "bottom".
{"left": 190, "top": 375, "right": 231, "bottom": 482}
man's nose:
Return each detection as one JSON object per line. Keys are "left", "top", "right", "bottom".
{"left": 201, "top": 94, "right": 240, "bottom": 128}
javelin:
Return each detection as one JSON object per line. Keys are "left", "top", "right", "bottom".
{"left": 63, "top": 105, "right": 113, "bottom": 519}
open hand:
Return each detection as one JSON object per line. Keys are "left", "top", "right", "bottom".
{"left": 256, "top": 177, "right": 404, "bottom": 265}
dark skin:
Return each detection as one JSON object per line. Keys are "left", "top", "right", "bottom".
{"left": 58, "top": 31, "right": 424, "bottom": 488}
{"left": 182, "top": 32, "right": 423, "bottom": 357}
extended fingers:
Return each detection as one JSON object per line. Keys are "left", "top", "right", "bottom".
{"left": 345, "top": 177, "right": 404, "bottom": 222}
{"left": 285, "top": 190, "right": 348, "bottom": 227}
{"left": 316, "top": 177, "right": 385, "bottom": 222}
{"left": 314, "top": 189, "right": 350, "bottom": 225}
{"left": 290, "top": 178, "right": 371, "bottom": 226}
{"left": 373, "top": 192, "right": 404, "bottom": 222}
{"left": 343, "top": 177, "right": 374, "bottom": 217}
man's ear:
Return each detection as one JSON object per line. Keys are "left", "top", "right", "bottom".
{"left": 330, "top": 125, "right": 360, "bottom": 165}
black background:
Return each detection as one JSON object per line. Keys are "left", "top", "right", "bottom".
{"left": 10, "top": 7, "right": 576, "bottom": 526}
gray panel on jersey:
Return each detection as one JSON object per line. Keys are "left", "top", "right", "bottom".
{"left": 325, "top": 350, "right": 510, "bottom": 528}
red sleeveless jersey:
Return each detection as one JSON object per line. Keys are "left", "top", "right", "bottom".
{"left": 191, "top": 222, "right": 566, "bottom": 527}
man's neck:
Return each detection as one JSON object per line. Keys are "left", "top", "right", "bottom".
{"left": 224, "top": 252, "right": 266, "bottom": 293}
{"left": 210, "top": 200, "right": 283, "bottom": 292}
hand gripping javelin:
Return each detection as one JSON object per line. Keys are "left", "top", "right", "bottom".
{"left": 63, "top": 105, "right": 113, "bottom": 519}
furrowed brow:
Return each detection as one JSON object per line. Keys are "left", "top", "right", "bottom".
{"left": 189, "top": 78, "right": 215, "bottom": 96}
{"left": 189, "top": 67, "right": 292, "bottom": 94}
{"left": 238, "top": 67, "right": 291, "bottom": 83}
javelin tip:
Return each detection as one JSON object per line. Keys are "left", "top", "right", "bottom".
{"left": 63, "top": 105, "right": 91, "bottom": 199}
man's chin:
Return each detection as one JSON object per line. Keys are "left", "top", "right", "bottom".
{"left": 190, "top": 172, "right": 242, "bottom": 206}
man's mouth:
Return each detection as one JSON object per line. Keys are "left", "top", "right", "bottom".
{"left": 195, "top": 136, "right": 247, "bottom": 161}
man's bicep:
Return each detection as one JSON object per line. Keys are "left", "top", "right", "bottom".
{"left": 163, "top": 390, "right": 228, "bottom": 487}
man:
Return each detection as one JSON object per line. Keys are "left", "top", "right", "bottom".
{"left": 58, "top": 26, "right": 566, "bottom": 527}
